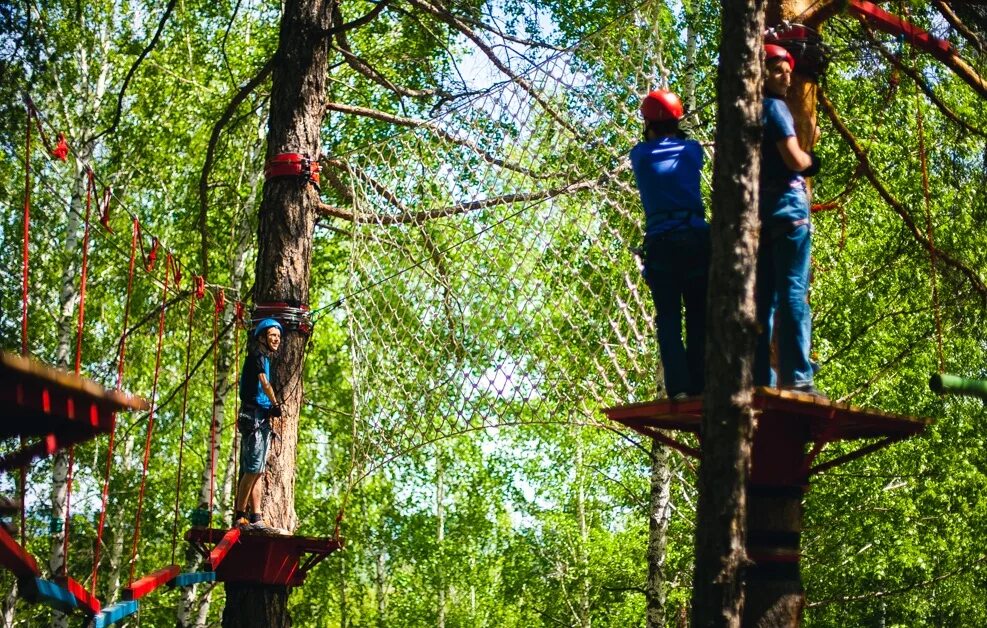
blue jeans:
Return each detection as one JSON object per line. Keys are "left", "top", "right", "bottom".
{"left": 644, "top": 226, "right": 710, "bottom": 397}
{"left": 754, "top": 185, "right": 814, "bottom": 388}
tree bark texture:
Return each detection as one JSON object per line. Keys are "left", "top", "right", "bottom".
{"left": 222, "top": 0, "right": 333, "bottom": 625}
{"left": 646, "top": 439, "right": 672, "bottom": 628}
{"left": 691, "top": 0, "right": 765, "bottom": 626}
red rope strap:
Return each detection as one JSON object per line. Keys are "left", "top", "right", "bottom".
{"left": 92, "top": 218, "right": 140, "bottom": 593}
{"left": 171, "top": 282, "right": 204, "bottom": 564}
{"left": 264, "top": 152, "right": 320, "bottom": 188}
{"left": 129, "top": 252, "right": 172, "bottom": 585}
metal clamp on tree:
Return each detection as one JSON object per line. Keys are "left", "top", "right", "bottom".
{"left": 252, "top": 302, "right": 313, "bottom": 336}
{"left": 765, "top": 22, "right": 831, "bottom": 80}
{"left": 264, "top": 153, "right": 321, "bottom": 189}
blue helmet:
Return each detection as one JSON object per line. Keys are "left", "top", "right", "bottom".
{"left": 254, "top": 318, "right": 283, "bottom": 338}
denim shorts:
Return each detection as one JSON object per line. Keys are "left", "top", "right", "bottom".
{"left": 238, "top": 407, "right": 272, "bottom": 474}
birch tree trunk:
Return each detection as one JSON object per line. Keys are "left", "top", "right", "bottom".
{"left": 436, "top": 448, "right": 446, "bottom": 628}
{"left": 646, "top": 440, "right": 672, "bottom": 628}
{"left": 49, "top": 151, "right": 94, "bottom": 628}
{"left": 221, "top": 0, "right": 332, "bottom": 624}
{"left": 575, "top": 438, "right": 591, "bottom": 628}
{"left": 690, "top": 0, "right": 765, "bottom": 625}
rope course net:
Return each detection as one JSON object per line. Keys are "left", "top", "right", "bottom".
{"left": 325, "top": 1, "right": 714, "bottom": 482}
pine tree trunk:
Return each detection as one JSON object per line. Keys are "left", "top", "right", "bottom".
{"left": 221, "top": 0, "right": 332, "bottom": 624}
{"left": 690, "top": 0, "right": 765, "bottom": 626}
{"left": 646, "top": 440, "right": 672, "bottom": 628}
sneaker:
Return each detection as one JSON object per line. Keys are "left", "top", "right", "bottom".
{"left": 233, "top": 516, "right": 250, "bottom": 529}
{"left": 246, "top": 518, "right": 274, "bottom": 532}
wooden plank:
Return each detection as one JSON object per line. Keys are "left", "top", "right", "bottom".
{"left": 847, "top": 0, "right": 953, "bottom": 62}
{"left": 122, "top": 564, "right": 180, "bottom": 600}
{"left": 210, "top": 527, "right": 241, "bottom": 570}
{"left": 88, "top": 600, "right": 139, "bottom": 628}
{"left": 169, "top": 571, "right": 216, "bottom": 587}
{"left": 29, "top": 578, "right": 78, "bottom": 614}
{"left": 0, "top": 526, "right": 38, "bottom": 577}
{"left": 56, "top": 575, "right": 101, "bottom": 614}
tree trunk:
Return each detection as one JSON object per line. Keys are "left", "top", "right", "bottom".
{"left": 221, "top": 0, "right": 332, "bottom": 624}
{"left": 375, "top": 549, "right": 387, "bottom": 627}
{"left": 575, "top": 438, "right": 591, "bottom": 628}
{"left": 48, "top": 155, "right": 91, "bottom": 628}
{"left": 436, "top": 447, "right": 446, "bottom": 628}
{"left": 646, "top": 439, "right": 672, "bottom": 628}
{"left": 690, "top": 0, "right": 765, "bottom": 626}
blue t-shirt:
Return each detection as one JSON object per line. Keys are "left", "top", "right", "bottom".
{"left": 761, "top": 95, "right": 801, "bottom": 187}
{"left": 630, "top": 137, "right": 706, "bottom": 237}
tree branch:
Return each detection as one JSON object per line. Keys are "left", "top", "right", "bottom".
{"left": 406, "top": 0, "right": 583, "bottom": 138}
{"left": 331, "top": 3, "right": 451, "bottom": 100}
{"left": 325, "top": 0, "right": 394, "bottom": 36}
{"left": 319, "top": 158, "right": 628, "bottom": 225}
{"left": 197, "top": 57, "right": 274, "bottom": 279}
{"left": 863, "top": 28, "right": 986, "bottom": 137}
{"left": 806, "top": 555, "right": 987, "bottom": 607}
{"left": 94, "top": 0, "right": 178, "bottom": 142}
{"left": 819, "top": 90, "right": 987, "bottom": 300}
{"left": 933, "top": 0, "right": 983, "bottom": 54}
{"left": 324, "top": 101, "right": 550, "bottom": 178}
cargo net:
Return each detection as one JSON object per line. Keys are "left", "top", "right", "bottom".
{"left": 328, "top": 1, "right": 713, "bottom": 480}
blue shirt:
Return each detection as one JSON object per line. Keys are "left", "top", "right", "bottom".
{"left": 630, "top": 137, "right": 706, "bottom": 236}
{"left": 761, "top": 95, "right": 802, "bottom": 187}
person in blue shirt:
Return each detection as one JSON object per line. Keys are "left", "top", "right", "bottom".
{"left": 755, "top": 44, "right": 824, "bottom": 396}
{"left": 233, "top": 318, "right": 283, "bottom": 530}
{"left": 631, "top": 89, "right": 710, "bottom": 399}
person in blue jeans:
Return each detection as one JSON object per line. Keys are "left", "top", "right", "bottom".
{"left": 755, "top": 45, "right": 824, "bottom": 396}
{"left": 631, "top": 89, "right": 710, "bottom": 399}
{"left": 234, "top": 317, "right": 284, "bottom": 530}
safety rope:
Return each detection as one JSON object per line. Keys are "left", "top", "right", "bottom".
{"left": 208, "top": 290, "right": 225, "bottom": 526}
{"left": 92, "top": 218, "right": 140, "bottom": 593}
{"left": 902, "top": 3, "right": 946, "bottom": 373}
{"left": 128, "top": 252, "right": 173, "bottom": 585}
{"left": 171, "top": 280, "right": 204, "bottom": 564}
{"left": 231, "top": 302, "right": 244, "bottom": 486}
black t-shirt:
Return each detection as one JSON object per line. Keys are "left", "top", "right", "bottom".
{"left": 239, "top": 348, "right": 273, "bottom": 408}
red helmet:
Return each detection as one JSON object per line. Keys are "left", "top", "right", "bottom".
{"left": 764, "top": 43, "right": 795, "bottom": 71}
{"left": 640, "top": 90, "right": 684, "bottom": 122}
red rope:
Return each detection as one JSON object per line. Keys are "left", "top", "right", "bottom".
{"left": 911, "top": 64, "right": 946, "bottom": 372}
{"left": 60, "top": 446, "right": 75, "bottom": 576}
{"left": 92, "top": 218, "right": 140, "bottom": 593}
{"left": 208, "top": 290, "right": 225, "bottom": 525}
{"left": 129, "top": 252, "right": 172, "bottom": 585}
{"left": 22, "top": 102, "right": 32, "bottom": 357}
{"left": 232, "top": 306, "right": 242, "bottom": 487}
{"left": 19, "top": 102, "right": 33, "bottom": 546}
{"left": 171, "top": 286, "right": 202, "bottom": 563}
{"left": 74, "top": 167, "right": 97, "bottom": 374}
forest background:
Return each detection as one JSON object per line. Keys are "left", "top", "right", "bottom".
{"left": 0, "top": 0, "right": 985, "bottom": 625}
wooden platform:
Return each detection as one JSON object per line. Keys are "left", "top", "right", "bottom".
{"left": 0, "top": 351, "right": 148, "bottom": 470}
{"left": 185, "top": 528, "right": 342, "bottom": 587}
{"left": 604, "top": 387, "right": 931, "bottom": 476}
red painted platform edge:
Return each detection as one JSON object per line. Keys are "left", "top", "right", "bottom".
{"left": 123, "top": 564, "right": 180, "bottom": 601}
{"left": 0, "top": 527, "right": 39, "bottom": 578}
{"left": 55, "top": 575, "right": 101, "bottom": 614}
